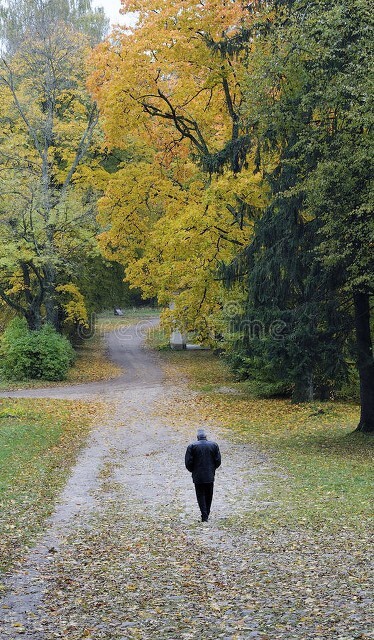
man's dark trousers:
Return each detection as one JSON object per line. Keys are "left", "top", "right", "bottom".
{"left": 194, "top": 482, "right": 214, "bottom": 521}
{"left": 185, "top": 432, "right": 221, "bottom": 521}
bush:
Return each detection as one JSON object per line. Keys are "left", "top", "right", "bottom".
{"left": 0, "top": 318, "right": 75, "bottom": 381}
{"left": 33, "top": 324, "right": 75, "bottom": 380}
{"left": 0, "top": 318, "right": 34, "bottom": 381}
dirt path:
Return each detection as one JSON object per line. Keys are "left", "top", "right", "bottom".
{"left": 0, "top": 323, "right": 372, "bottom": 640}
{"left": 0, "top": 318, "right": 163, "bottom": 400}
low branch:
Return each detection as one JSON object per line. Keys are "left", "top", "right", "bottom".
{"left": 0, "top": 287, "right": 27, "bottom": 315}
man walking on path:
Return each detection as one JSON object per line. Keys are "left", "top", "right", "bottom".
{"left": 185, "top": 428, "right": 221, "bottom": 522}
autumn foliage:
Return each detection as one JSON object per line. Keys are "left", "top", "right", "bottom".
{"left": 88, "top": 0, "right": 271, "bottom": 338}
{"left": 87, "top": 0, "right": 373, "bottom": 429}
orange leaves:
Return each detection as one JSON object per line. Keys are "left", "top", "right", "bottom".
{"left": 89, "top": 1, "right": 251, "bottom": 155}
{"left": 121, "top": 0, "right": 249, "bottom": 40}
{"left": 88, "top": 0, "right": 272, "bottom": 338}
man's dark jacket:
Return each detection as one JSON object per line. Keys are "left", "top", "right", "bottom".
{"left": 185, "top": 438, "right": 221, "bottom": 484}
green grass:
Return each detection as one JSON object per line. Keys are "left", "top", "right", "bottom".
{"left": 155, "top": 348, "right": 373, "bottom": 531}
{"left": 148, "top": 330, "right": 233, "bottom": 384}
{"left": 0, "top": 398, "right": 100, "bottom": 574}
{"left": 96, "top": 306, "right": 160, "bottom": 330}
{"left": 146, "top": 325, "right": 170, "bottom": 350}
{"left": 231, "top": 405, "right": 374, "bottom": 531}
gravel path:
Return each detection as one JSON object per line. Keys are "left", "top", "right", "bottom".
{"left": 0, "top": 321, "right": 372, "bottom": 640}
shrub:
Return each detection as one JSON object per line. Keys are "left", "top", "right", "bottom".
{"left": 224, "top": 339, "right": 291, "bottom": 398}
{"left": 0, "top": 318, "right": 75, "bottom": 381}
{"left": 32, "top": 324, "right": 75, "bottom": 380}
{"left": 0, "top": 317, "right": 34, "bottom": 380}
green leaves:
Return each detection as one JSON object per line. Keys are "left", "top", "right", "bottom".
{"left": 0, "top": 317, "right": 75, "bottom": 381}
{"left": 0, "top": 2, "right": 110, "bottom": 330}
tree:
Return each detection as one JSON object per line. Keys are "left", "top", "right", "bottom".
{"left": 90, "top": 0, "right": 274, "bottom": 176}
{"left": 0, "top": 0, "right": 109, "bottom": 52}
{"left": 224, "top": 0, "right": 374, "bottom": 425}
{"left": 89, "top": 0, "right": 270, "bottom": 336}
{"left": 89, "top": 0, "right": 373, "bottom": 431}
{"left": 0, "top": 0, "right": 107, "bottom": 330}
{"left": 300, "top": 0, "right": 374, "bottom": 429}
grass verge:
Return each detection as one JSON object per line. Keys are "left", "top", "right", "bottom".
{"left": 155, "top": 348, "right": 373, "bottom": 532}
{"left": 0, "top": 398, "right": 102, "bottom": 575}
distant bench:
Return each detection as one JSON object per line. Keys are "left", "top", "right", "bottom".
{"left": 113, "top": 308, "right": 124, "bottom": 316}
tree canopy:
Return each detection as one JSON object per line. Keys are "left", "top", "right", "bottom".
{"left": 88, "top": 0, "right": 373, "bottom": 430}
{"left": 0, "top": 0, "right": 109, "bottom": 330}
{"left": 88, "top": 0, "right": 273, "bottom": 338}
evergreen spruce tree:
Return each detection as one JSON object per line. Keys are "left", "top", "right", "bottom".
{"left": 223, "top": 137, "right": 350, "bottom": 402}
{"left": 223, "top": 0, "right": 374, "bottom": 427}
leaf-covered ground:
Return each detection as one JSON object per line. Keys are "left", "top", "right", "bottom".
{"left": 0, "top": 330, "right": 372, "bottom": 639}
{"left": 157, "top": 349, "right": 373, "bottom": 531}
{"left": 22, "top": 493, "right": 373, "bottom": 640}
{"left": 0, "top": 399, "right": 101, "bottom": 574}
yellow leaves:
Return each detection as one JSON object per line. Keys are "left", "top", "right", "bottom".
{"left": 94, "top": 138, "right": 266, "bottom": 338}
{"left": 120, "top": 166, "right": 260, "bottom": 337}
{"left": 0, "top": 18, "right": 103, "bottom": 326}
{"left": 89, "top": 1, "right": 249, "bottom": 153}
{"left": 97, "top": 159, "right": 165, "bottom": 264}
{"left": 5, "top": 270, "right": 28, "bottom": 295}
{"left": 122, "top": 0, "right": 248, "bottom": 41}
{"left": 56, "top": 284, "right": 89, "bottom": 328}
{"left": 88, "top": 0, "right": 274, "bottom": 338}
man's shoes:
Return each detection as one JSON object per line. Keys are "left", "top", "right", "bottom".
{"left": 201, "top": 516, "right": 208, "bottom": 522}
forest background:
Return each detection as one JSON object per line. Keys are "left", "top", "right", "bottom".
{"left": 0, "top": 0, "right": 373, "bottom": 432}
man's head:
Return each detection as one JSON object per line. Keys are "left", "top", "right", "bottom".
{"left": 197, "top": 428, "right": 207, "bottom": 440}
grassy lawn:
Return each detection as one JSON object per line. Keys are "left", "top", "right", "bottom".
{"left": 95, "top": 307, "right": 160, "bottom": 330}
{"left": 0, "top": 398, "right": 101, "bottom": 575}
{"left": 153, "top": 343, "right": 373, "bottom": 532}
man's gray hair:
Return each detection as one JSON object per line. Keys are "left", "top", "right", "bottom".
{"left": 197, "top": 428, "right": 207, "bottom": 440}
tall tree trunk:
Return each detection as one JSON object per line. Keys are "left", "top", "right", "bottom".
{"left": 43, "top": 263, "right": 60, "bottom": 330}
{"left": 353, "top": 291, "right": 374, "bottom": 434}
{"left": 20, "top": 262, "right": 43, "bottom": 330}
{"left": 25, "top": 307, "right": 42, "bottom": 331}
{"left": 292, "top": 371, "right": 314, "bottom": 403}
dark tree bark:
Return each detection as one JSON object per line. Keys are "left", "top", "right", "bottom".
{"left": 292, "top": 371, "right": 314, "bottom": 403}
{"left": 43, "top": 262, "right": 60, "bottom": 331}
{"left": 353, "top": 291, "right": 374, "bottom": 434}
{"left": 25, "top": 308, "right": 42, "bottom": 331}
{"left": 20, "top": 262, "right": 43, "bottom": 330}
